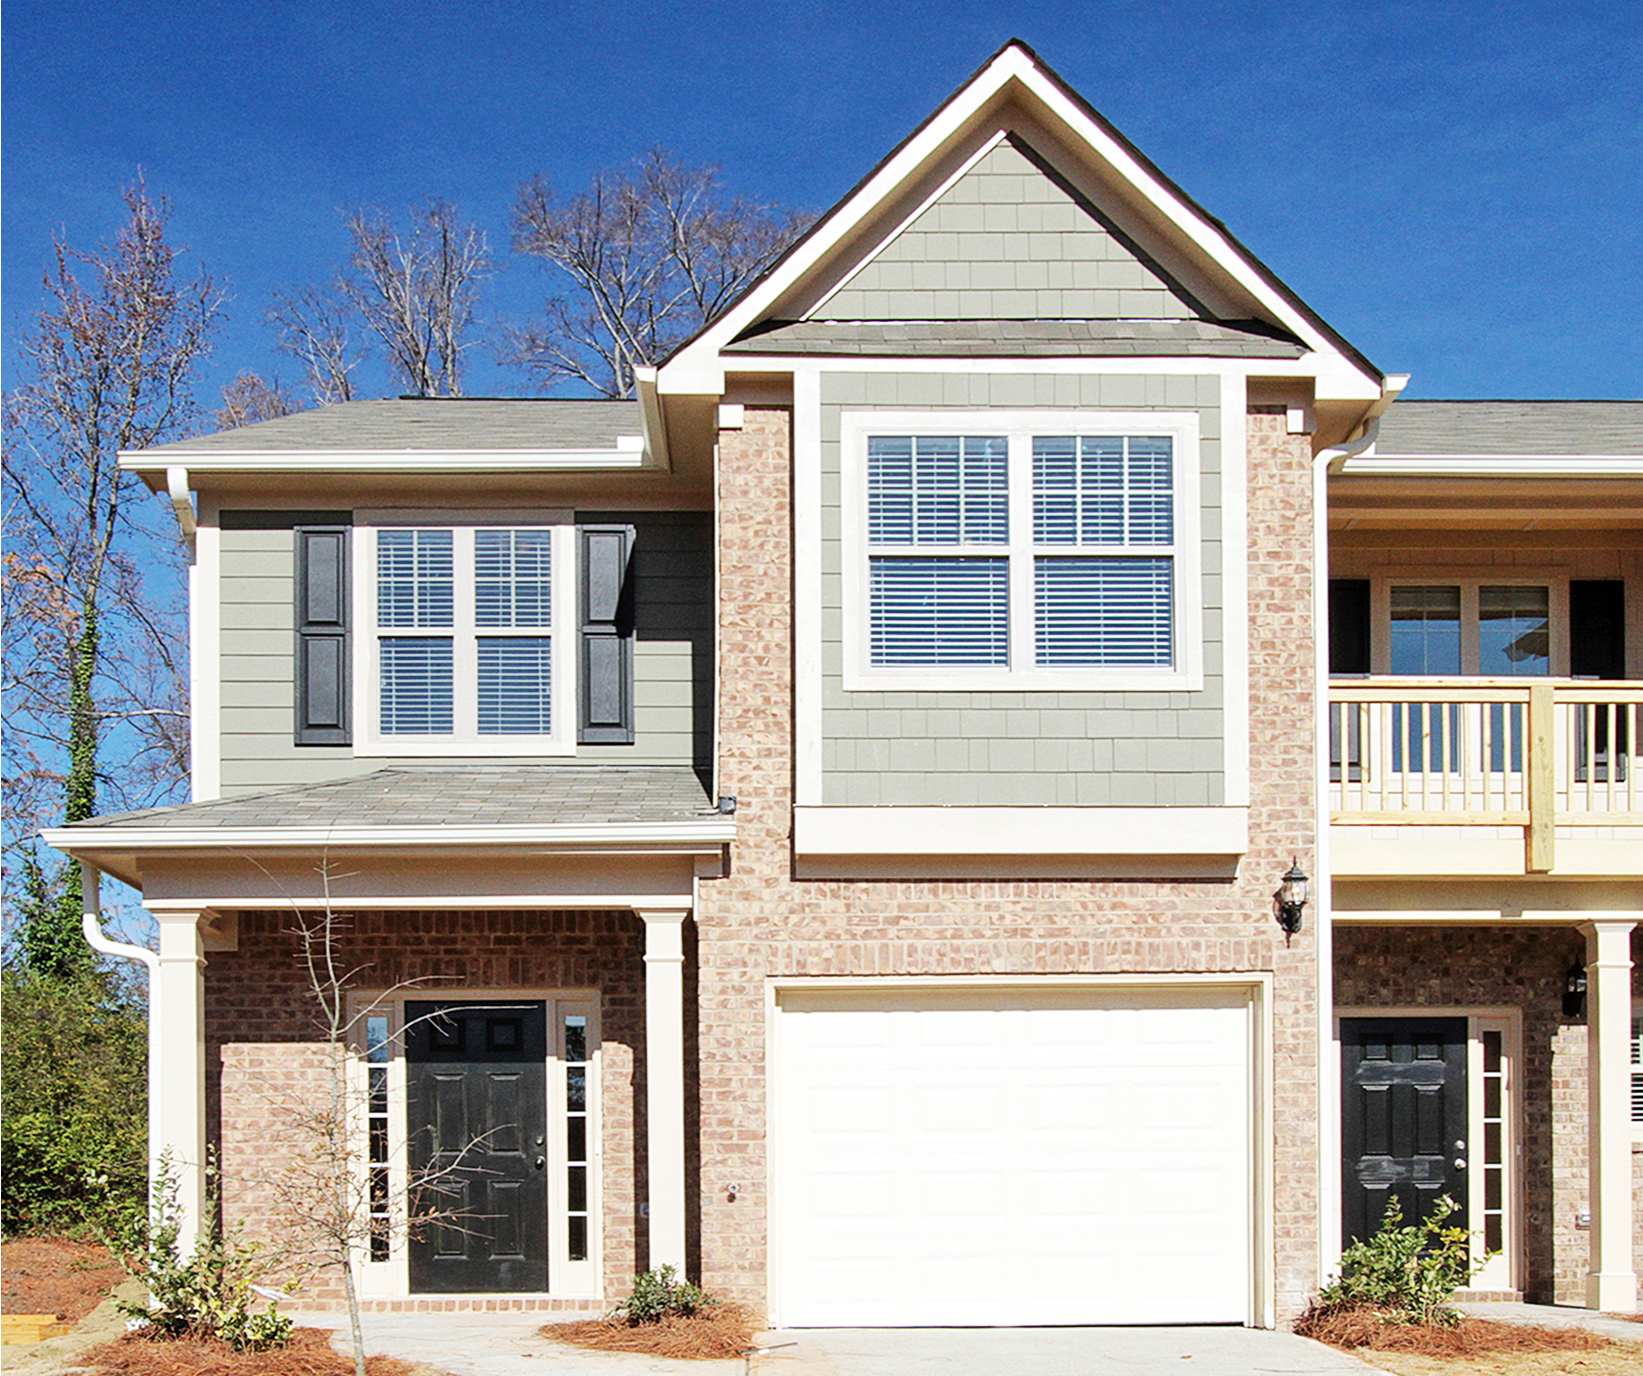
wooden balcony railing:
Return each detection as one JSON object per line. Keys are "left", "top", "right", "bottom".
{"left": 1328, "top": 680, "right": 1641, "bottom": 871}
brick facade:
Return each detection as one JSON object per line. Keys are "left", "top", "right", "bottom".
{"left": 207, "top": 909, "right": 645, "bottom": 1308}
{"left": 692, "top": 405, "right": 1324, "bottom": 1319}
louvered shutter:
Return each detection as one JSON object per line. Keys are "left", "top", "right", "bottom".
{"left": 294, "top": 525, "right": 351, "bottom": 745}
{"left": 578, "top": 524, "right": 635, "bottom": 743}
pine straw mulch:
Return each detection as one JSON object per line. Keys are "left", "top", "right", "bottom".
{"left": 1, "top": 1237, "right": 126, "bottom": 1322}
{"left": 81, "top": 1327, "right": 421, "bottom": 1376}
{"left": 1295, "top": 1305, "right": 1643, "bottom": 1375}
{"left": 542, "top": 1304, "right": 759, "bottom": 1361}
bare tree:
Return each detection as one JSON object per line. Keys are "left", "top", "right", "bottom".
{"left": 510, "top": 148, "right": 809, "bottom": 397}
{"left": 269, "top": 285, "right": 363, "bottom": 406}
{"left": 2, "top": 181, "right": 220, "bottom": 972}
{"left": 215, "top": 372, "right": 300, "bottom": 431}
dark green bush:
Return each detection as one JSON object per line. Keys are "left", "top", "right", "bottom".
{"left": 612, "top": 1265, "right": 716, "bottom": 1324}
{"left": 1, "top": 967, "right": 147, "bottom": 1235}
{"left": 1315, "top": 1194, "right": 1481, "bottom": 1327}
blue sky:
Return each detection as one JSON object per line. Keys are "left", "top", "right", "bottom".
{"left": 5, "top": 0, "right": 1640, "bottom": 404}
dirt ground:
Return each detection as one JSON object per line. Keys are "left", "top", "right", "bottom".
{"left": 2, "top": 1238, "right": 126, "bottom": 1322}
{"left": 1360, "top": 1353, "right": 1642, "bottom": 1376}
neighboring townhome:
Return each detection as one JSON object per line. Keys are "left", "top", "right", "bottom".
{"left": 45, "top": 40, "right": 1639, "bottom": 1327}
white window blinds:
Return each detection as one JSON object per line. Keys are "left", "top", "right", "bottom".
{"left": 371, "top": 525, "right": 559, "bottom": 740}
{"left": 864, "top": 431, "right": 1177, "bottom": 672}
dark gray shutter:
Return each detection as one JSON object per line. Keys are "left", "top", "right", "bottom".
{"left": 1570, "top": 580, "right": 1625, "bottom": 679}
{"left": 294, "top": 525, "right": 351, "bottom": 745}
{"left": 577, "top": 524, "right": 635, "bottom": 744}
{"left": 1328, "top": 579, "right": 1371, "bottom": 676}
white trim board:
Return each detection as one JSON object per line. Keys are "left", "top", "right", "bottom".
{"left": 792, "top": 805, "right": 1248, "bottom": 857}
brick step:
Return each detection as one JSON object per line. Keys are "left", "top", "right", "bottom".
{"left": 2, "top": 1314, "right": 74, "bottom": 1344}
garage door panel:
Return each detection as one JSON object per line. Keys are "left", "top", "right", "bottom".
{"left": 776, "top": 989, "right": 1253, "bottom": 1327}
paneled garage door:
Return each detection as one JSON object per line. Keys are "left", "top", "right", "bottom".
{"left": 773, "top": 985, "right": 1254, "bottom": 1327}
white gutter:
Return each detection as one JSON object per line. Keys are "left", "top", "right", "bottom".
{"left": 46, "top": 820, "right": 738, "bottom": 852}
{"left": 633, "top": 367, "right": 671, "bottom": 470}
{"left": 1319, "top": 373, "right": 1410, "bottom": 473}
{"left": 165, "top": 468, "right": 197, "bottom": 555}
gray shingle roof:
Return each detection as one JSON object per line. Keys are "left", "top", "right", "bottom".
{"left": 722, "top": 318, "right": 1306, "bottom": 358}
{"left": 1376, "top": 401, "right": 1643, "bottom": 457}
{"left": 69, "top": 767, "right": 717, "bottom": 830}
{"left": 134, "top": 399, "right": 644, "bottom": 456}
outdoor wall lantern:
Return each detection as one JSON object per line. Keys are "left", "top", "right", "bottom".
{"left": 1272, "top": 860, "right": 1309, "bottom": 939}
{"left": 1562, "top": 960, "right": 1588, "bottom": 1019}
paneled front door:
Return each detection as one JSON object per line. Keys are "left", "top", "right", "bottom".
{"left": 405, "top": 1002, "right": 548, "bottom": 1293}
{"left": 1340, "top": 1017, "right": 1469, "bottom": 1248}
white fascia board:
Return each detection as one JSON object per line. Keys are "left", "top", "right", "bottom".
{"left": 793, "top": 806, "right": 1248, "bottom": 857}
{"left": 119, "top": 440, "right": 648, "bottom": 476}
{"left": 44, "top": 820, "right": 737, "bottom": 853}
{"left": 1342, "top": 455, "right": 1643, "bottom": 478}
{"left": 634, "top": 369, "right": 672, "bottom": 469}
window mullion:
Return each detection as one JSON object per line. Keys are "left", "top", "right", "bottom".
{"left": 454, "top": 527, "right": 479, "bottom": 740}
{"left": 1008, "top": 432, "right": 1034, "bottom": 671}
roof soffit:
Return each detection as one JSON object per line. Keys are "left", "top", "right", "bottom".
{"left": 661, "top": 41, "right": 1382, "bottom": 393}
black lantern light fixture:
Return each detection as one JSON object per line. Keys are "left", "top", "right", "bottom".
{"left": 1562, "top": 959, "right": 1588, "bottom": 1019}
{"left": 1273, "top": 860, "right": 1309, "bottom": 939}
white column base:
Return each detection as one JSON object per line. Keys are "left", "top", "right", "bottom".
{"left": 1587, "top": 1271, "right": 1639, "bottom": 1314}
{"left": 638, "top": 908, "right": 689, "bottom": 1273}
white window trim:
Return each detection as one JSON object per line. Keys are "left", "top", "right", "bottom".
{"left": 1371, "top": 571, "right": 1571, "bottom": 678}
{"left": 349, "top": 989, "right": 603, "bottom": 1301}
{"left": 353, "top": 509, "right": 576, "bottom": 756}
{"left": 838, "top": 409, "right": 1203, "bottom": 692}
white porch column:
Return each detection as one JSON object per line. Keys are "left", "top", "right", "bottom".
{"left": 1582, "top": 917, "right": 1637, "bottom": 1313}
{"left": 151, "top": 908, "right": 208, "bottom": 1254}
{"left": 638, "top": 907, "right": 689, "bottom": 1272}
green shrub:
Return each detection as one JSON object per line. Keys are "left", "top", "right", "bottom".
{"left": 612, "top": 1265, "right": 716, "bottom": 1325}
{"left": 1316, "top": 1194, "right": 1482, "bottom": 1327}
{"left": 107, "top": 1154, "right": 292, "bottom": 1352}
{"left": 0, "top": 968, "right": 147, "bottom": 1236}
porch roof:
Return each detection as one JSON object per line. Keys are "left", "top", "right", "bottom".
{"left": 1375, "top": 400, "right": 1643, "bottom": 457}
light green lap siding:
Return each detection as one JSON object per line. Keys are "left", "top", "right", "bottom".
{"left": 817, "top": 371, "right": 1225, "bottom": 808}
{"left": 821, "top": 137, "right": 1199, "bottom": 322}
{"left": 216, "top": 512, "right": 710, "bottom": 796}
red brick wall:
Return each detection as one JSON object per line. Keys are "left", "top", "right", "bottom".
{"left": 207, "top": 909, "right": 644, "bottom": 1306}
{"left": 695, "top": 406, "right": 1323, "bottom": 1320}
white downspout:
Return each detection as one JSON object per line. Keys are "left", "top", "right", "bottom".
{"left": 80, "top": 862, "right": 164, "bottom": 1217}
{"left": 1312, "top": 372, "right": 1409, "bottom": 1292}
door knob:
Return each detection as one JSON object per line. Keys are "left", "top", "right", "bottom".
{"left": 535, "top": 1156, "right": 545, "bottom": 1170}
{"left": 1454, "top": 1158, "right": 1467, "bottom": 1169}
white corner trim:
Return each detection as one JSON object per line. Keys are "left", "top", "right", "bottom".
{"left": 792, "top": 806, "right": 1248, "bottom": 857}
{"left": 1220, "top": 375, "right": 1250, "bottom": 808}
{"left": 190, "top": 516, "right": 221, "bottom": 802}
{"left": 792, "top": 367, "right": 825, "bottom": 806}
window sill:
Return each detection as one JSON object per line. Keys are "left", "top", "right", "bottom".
{"left": 840, "top": 665, "right": 1204, "bottom": 693}
{"left": 353, "top": 736, "right": 577, "bottom": 758}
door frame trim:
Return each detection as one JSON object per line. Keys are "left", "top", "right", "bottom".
{"left": 766, "top": 973, "right": 1272, "bottom": 1328}
{"left": 347, "top": 987, "right": 603, "bottom": 1301}
{"left": 1332, "top": 1006, "right": 1523, "bottom": 1293}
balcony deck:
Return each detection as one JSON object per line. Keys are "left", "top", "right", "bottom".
{"left": 1328, "top": 679, "right": 1641, "bottom": 877}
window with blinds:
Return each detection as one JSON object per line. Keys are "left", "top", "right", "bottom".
{"left": 861, "top": 426, "right": 1183, "bottom": 678}
{"left": 361, "top": 520, "right": 572, "bottom": 752}
{"left": 1632, "top": 1013, "right": 1642, "bottom": 1127}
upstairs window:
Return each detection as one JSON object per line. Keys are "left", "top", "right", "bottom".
{"left": 842, "top": 411, "right": 1201, "bottom": 691}
{"left": 356, "top": 514, "right": 574, "bottom": 754}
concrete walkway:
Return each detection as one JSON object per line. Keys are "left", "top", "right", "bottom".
{"left": 289, "top": 1312, "right": 1394, "bottom": 1376}
{"left": 1460, "top": 1299, "right": 1643, "bottom": 1344}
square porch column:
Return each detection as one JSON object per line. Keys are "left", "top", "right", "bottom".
{"left": 1582, "top": 916, "right": 1637, "bottom": 1314}
{"left": 637, "top": 907, "right": 689, "bottom": 1272}
{"left": 151, "top": 907, "right": 208, "bottom": 1254}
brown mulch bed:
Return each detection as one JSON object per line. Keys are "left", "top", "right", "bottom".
{"left": 1, "top": 1237, "right": 125, "bottom": 1322}
{"left": 83, "top": 1328, "right": 419, "bottom": 1376}
{"left": 1297, "top": 1304, "right": 1614, "bottom": 1356}
{"left": 543, "top": 1305, "right": 758, "bottom": 1360}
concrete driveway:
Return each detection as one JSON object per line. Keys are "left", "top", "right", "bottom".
{"left": 292, "top": 1312, "right": 1393, "bottom": 1376}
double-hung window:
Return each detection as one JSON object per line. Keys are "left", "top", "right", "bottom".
{"left": 356, "top": 513, "right": 575, "bottom": 754}
{"left": 841, "top": 411, "right": 1201, "bottom": 690}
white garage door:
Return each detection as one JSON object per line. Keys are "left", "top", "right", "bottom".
{"left": 774, "top": 986, "right": 1253, "bottom": 1327}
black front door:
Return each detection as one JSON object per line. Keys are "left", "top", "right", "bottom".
{"left": 406, "top": 1002, "right": 548, "bottom": 1293}
{"left": 1341, "top": 1017, "right": 1469, "bottom": 1248}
